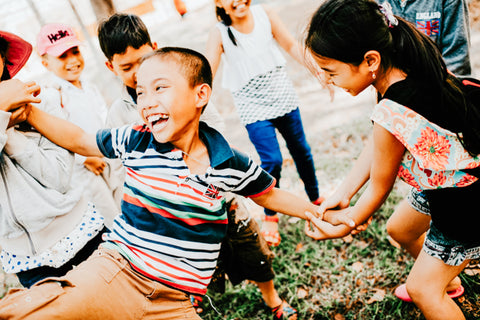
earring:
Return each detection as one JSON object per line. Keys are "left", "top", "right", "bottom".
{"left": 371, "top": 71, "right": 376, "bottom": 80}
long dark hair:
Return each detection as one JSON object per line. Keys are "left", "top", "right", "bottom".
{"left": 215, "top": 6, "right": 237, "bottom": 46}
{"left": 305, "top": 0, "right": 480, "bottom": 156}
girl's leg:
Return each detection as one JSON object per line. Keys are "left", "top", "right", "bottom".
{"left": 245, "top": 120, "right": 283, "bottom": 216}
{"left": 386, "top": 198, "right": 430, "bottom": 258}
{"left": 245, "top": 120, "right": 283, "bottom": 246}
{"left": 387, "top": 197, "right": 461, "bottom": 291}
{"left": 272, "top": 109, "right": 319, "bottom": 202}
{"left": 406, "top": 250, "right": 468, "bottom": 320}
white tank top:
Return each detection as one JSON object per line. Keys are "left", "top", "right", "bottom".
{"left": 216, "top": 5, "right": 286, "bottom": 92}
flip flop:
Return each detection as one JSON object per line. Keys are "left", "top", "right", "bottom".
{"left": 261, "top": 215, "right": 281, "bottom": 247}
{"left": 394, "top": 283, "right": 465, "bottom": 302}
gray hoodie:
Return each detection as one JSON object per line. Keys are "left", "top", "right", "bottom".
{"left": 0, "top": 87, "right": 86, "bottom": 257}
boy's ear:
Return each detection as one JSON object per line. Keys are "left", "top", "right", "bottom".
{"left": 41, "top": 56, "right": 50, "bottom": 69}
{"left": 195, "top": 84, "right": 211, "bottom": 110}
{"left": 105, "top": 60, "right": 117, "bottom": 75}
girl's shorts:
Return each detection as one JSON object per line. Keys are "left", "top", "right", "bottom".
{"left": 407, "top": 187, "right": 431, "bottom": 216}
{"left": 423, "top": 223, "right": 480, "bottom": 266}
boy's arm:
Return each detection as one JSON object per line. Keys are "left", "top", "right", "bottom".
{"left": 251, "top": 187, "right": 318, "bottom": 220}
{"left": 27, "top": 105, "right": 102, "bottom": 157}
{"left": 205, "top": 27, "right": 224, "bottom": 78}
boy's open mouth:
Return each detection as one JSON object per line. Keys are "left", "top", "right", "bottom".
{"left": 146, "top": 113, "right": 169, "bottom": 131}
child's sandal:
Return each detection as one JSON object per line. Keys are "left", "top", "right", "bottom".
{"left": 271, "top": 300, "right": 297, "bottom": 320}
{"left": 261, "top": 214, "right": 281, "bottom": 247}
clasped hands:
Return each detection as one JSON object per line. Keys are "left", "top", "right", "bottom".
{"left": 304, "top": 195, "right": 372, "bottom": 240}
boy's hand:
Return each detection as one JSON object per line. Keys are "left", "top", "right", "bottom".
{"left": 0, "top": 80, "right": 41, "bottom": 112}
{"left": 304, "top": 209, "right": 355, "bottom": 240}
{"left": 7, "top": 104, "right": 32, "bottom": 128}
{"left": 84, "top": 156, "right": 106, "bottom": 175}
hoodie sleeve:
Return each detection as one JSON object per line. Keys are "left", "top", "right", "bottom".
{"left": 3, "top": 87, "right": 75, "bottom": 192}
{"left": 0, "top": 110, "right": 10, "bottom": 151}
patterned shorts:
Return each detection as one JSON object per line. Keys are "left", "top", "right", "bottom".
{"left": 407, "top": 187, "right": 431, "bottom": 216}
{"left": 424, "top": 224, "right": 480, "bottom": 266}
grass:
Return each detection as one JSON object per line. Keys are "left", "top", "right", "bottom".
{"left": 197, "top": 115, "right": 480, "bottom": 320}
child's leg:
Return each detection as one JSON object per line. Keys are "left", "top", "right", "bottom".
{"left": 387, "top": 192, "right": 461, "bottom": 292}
{"left": 406, "top": 250, "right": 468, "bottom": 320}
{"left": 386, "top": 197, "right": 430, "bottom": 258}
{"left": 272, "top": 109, "right": 319, "bottom": 202}
{"left": 245, "top": 120, "right": 283, "bottom": 245}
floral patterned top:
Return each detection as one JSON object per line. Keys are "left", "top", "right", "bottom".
{"left": 371, "top": 99, "right": 480, "bottom": 190}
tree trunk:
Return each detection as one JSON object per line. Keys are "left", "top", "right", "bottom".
{"left": 90, "top": 0, "right": 116, "bottom": 21}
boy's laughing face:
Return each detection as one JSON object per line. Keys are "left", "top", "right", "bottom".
{"left": 106, "top": 43, "right": 155, "bottom": 89}
{"left": 135, "top": 56, "right": 210, "bottom": 146}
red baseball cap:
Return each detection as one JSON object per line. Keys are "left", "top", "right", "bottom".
{"left": 36, "top": 23, "right": 81, "bottom": 57}
{"left": 0, "top": 31, "right": 32, "bottom": 78}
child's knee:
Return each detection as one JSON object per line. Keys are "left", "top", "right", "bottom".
{"left": 386, "top": 217, "right": 402, "bottom": 241}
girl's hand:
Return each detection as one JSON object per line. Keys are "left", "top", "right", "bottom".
{"left": 304, "top": 209, "right": 355, "bottom": 240}
{"left": 0, "top": 79, "right": 41, "bottom": 112}
{"left": 84, "top": 156, "right": 106, "bottom": 175}
{"left": 316, "top": 193, "right": 351, "bottom": 217}
{"left": 7, "top": 104, "right": 32, "bottom": 128}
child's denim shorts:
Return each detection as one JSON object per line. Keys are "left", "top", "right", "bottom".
{"left": 424, "top": 223, "right": 480, "bottom": 266}
{"left": 407, "top": 188, "right": 431, "bottom": 216}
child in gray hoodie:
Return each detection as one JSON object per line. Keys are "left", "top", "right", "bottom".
{"left": 0, "top": 31, "right": 106, "bottom": 288}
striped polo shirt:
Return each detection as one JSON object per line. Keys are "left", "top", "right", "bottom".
{"left": 96, "top": 122, "right": 275, "bottom": 295}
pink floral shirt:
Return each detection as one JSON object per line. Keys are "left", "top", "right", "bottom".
{"left": 371, "top": 99, "right": 480, "bottom": 190}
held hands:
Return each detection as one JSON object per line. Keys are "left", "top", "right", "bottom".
{"left": 0, "top": 79, "right": 41, "bottom": 113}
{"left": 303, "top": 193, "right": 373, "bottom": 240}
{"left": 84, "top": 156, "right": 106, "bottom": 175}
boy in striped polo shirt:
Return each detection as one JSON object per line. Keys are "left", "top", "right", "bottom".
{"left": 0, "top": 47, "right": 321, "bottom": 319}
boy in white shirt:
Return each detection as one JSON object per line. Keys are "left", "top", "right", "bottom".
{"left": 36, "top": 23, "right": 121, "bottom": 226}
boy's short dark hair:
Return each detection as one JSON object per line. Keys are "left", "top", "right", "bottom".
{"left": 98, "top": 13, "right": 152, "bottom": 61}
{"left": 142, "top": 47, "right": 213, "bottom": 89}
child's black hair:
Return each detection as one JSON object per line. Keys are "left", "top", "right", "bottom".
{"left": 215, "top": 6, "right": 237, "bottom": 46}
{"left": 98, "top": 13, "right": 152, "bottom": 61}
{"left": 0, "top": 37, "right": 10, "bottom": 80}
{"left": 141, "top": 47, "right": 213, "bottom": 89}
{"left": 305, "top": 0, "right": 480, "bottom": 155}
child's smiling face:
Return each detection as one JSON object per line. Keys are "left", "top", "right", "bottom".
{"left": 135, "top": 56, "right": 208, "bottom": 145}
{"left": 216, "top": 0, "right": 251, "bottom": 19}
{"left": 311, "top": 54, "right": 374, "bottom": 97}
{"left": 42, "top": 47, "right": 84, "bottom": 86}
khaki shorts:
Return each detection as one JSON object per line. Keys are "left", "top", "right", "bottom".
{"left": 0, "top": 247, "right": 200, "bottom": 320}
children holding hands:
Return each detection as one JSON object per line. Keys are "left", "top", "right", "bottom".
{"left": 0, "top": 46, "right": 319, "bottom": 319}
